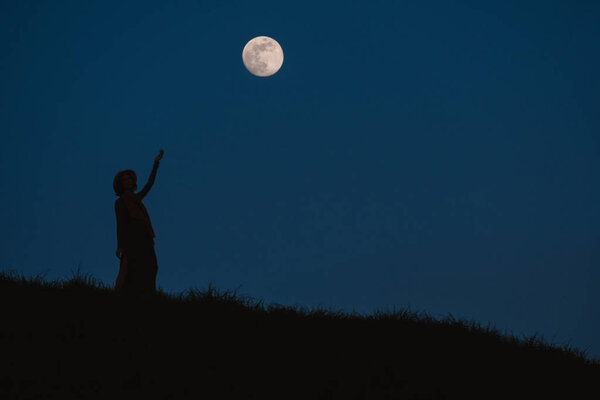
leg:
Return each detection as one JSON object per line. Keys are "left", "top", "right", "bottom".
{"left": 115, "top": 254, "right": 129, "bottom": 291}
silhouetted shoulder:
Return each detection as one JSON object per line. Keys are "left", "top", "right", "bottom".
{"left": 115, "top": 198, "right": 128, "bottom": 219}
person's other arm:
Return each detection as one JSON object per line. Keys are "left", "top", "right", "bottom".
{"left": 115, "top": 200, "right": 127, "bottom": 258}
{"left": 137, "top": 160, "right": 159, "bottom": 200}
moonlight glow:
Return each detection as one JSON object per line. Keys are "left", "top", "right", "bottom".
{"left": 242, "top": 36, "right": 284, "bottom": 77}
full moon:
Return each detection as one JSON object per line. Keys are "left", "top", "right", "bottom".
{"left": 242, "top": 36, "right": 284, "bottom": 77}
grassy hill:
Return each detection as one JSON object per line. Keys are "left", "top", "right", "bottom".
{"left": 1, "top": 268, "right": 598, "bottom": 399}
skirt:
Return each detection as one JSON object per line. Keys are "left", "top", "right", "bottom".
{"left": 115, "top": 239, "right": 158, "bottom": 295}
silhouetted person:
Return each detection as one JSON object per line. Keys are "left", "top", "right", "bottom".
{"left": 113, "top": 149, "right": 164, "bottom": 296}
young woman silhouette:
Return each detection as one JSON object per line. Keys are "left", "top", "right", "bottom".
{"left": 113, "top": 149, "right": 164, "bottom": 295}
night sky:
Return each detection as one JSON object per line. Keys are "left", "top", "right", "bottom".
{"left": 1, "top": 1, "right": 599, "bottom": 358}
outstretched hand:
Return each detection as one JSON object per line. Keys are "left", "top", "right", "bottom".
{"left": 155, "top": 149, "right": 164, "bottom": 163}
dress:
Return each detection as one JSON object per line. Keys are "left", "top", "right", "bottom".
{"left": 115, "top": 161, "right": 160, "bottom": 294}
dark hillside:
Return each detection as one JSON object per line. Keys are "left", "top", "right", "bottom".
{"left": 1, "top": 269, "right": 598, "bottom": 399}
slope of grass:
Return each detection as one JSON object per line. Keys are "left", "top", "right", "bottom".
{"left": 1, "top": 268, "right": 598, "bottom": 399}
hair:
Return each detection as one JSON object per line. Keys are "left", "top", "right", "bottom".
{"left": 113, "top": 170, "right": 138, "bottom": 196}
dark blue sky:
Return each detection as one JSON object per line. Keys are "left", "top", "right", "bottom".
{"left": 1, "top": 1, "right": 599, "bottom": 358}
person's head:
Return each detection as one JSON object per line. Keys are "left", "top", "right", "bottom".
{"left": 113, "top": 170, "right": 138, "bottom": 196}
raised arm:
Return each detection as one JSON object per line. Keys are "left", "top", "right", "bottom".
{"left": 137, "top": 161, "right": 159, "bottom": 200}
{"left": 137, "top": 149, "right": 164, "bottom": 200}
